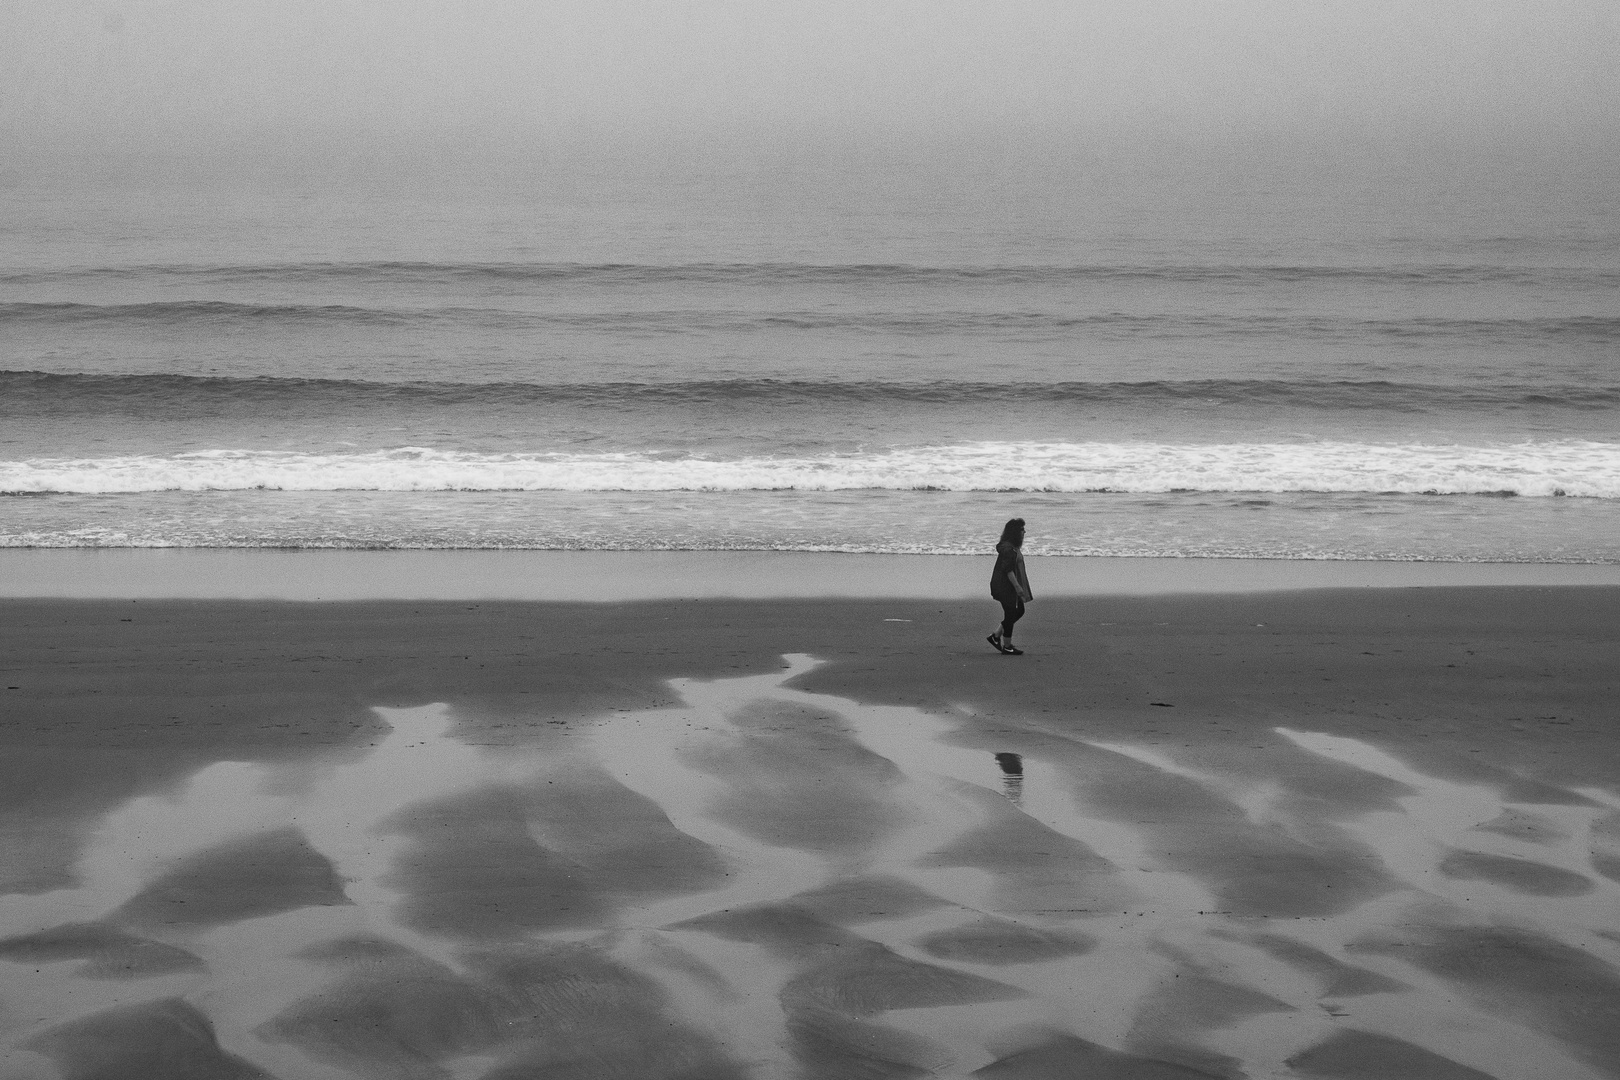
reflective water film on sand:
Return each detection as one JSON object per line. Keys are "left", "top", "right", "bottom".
{"left": 3, "top": 656, "right": 1619, "bottom": 1079}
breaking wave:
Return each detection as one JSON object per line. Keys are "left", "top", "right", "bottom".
{"left": 6, "top": 441, "right": 1616, "bottom": 498}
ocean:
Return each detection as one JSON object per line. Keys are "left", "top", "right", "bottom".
{"left": 3, "top": 176, "right": 1617, "bottom": 561}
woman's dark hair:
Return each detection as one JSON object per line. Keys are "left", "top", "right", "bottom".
{"left": 998, "top": 518, "right": 1025, "bottom": 545}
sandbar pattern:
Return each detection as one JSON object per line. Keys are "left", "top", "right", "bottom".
{"left": 3, "top": 652, "right": 1619, "bottom": 1078}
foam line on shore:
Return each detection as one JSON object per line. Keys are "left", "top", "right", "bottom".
{"left": 9, "top": 440, "right": 1618, "bottom": 497}
{"left": 5, "top": 548, "right": 1620, "bottom": 601}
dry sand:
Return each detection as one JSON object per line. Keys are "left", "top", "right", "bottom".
{"left": 1, "top": 586, "right": 1618, "bottom": 1079}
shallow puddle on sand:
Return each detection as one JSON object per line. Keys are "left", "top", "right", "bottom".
{"left": 2, "top": 655, "right": 1618, "bottom": 1079}
{"left": 1278, "top": 727, "right": 1620, "bottom": 943}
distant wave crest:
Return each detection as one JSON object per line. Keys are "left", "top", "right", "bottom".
{"left": 1, "top": 300, "right": 431, "bottom": 326}
{"left": 6, "top": 441, "right": 1616, "bottom": 498}
{"left": 7, "top": 260, "right": 1620, "bottom": 288}
{"left": 5, "top": 371, "right": 1619, "bottom": 416}
{"left": 5, "top": 302, "right": 1616, "bottom": 341}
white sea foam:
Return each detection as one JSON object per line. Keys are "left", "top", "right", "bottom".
{"left": 3, "top": 441, "right": 1617, "bottom": 497}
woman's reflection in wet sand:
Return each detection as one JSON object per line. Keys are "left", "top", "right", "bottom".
{"left": 994, "top": 752, "right": 1024, "bottom": 805}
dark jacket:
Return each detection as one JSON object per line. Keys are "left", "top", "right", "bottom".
{"left": 990, "top": 541, "right": 1032, "bottom": 602}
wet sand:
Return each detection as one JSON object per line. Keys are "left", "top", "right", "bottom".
{"left": 2, "top": 587, "right": 1618, "bottom": 1079}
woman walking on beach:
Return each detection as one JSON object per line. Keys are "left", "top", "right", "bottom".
{"left": 988, "top": 518, "right": 1033, "bottom": 654}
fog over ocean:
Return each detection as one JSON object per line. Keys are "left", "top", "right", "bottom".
{"left": 3, "top": 1, "right": 1617, "bottom": 560}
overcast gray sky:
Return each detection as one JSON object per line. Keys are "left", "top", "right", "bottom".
{"left": 5, "top": 1, "right": 1618, "bottom": 178}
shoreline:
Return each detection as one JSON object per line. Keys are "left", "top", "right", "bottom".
{"left": 5, "top": 548, "right": 1620, "bottom": 600}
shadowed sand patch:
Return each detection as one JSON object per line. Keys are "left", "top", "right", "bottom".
{"left": 1072, "top": 744, "right": 1399, "bottom": 917}
{"left": 112, "top": 826, "right": 350, "bottom": 931}
{"left": 517, "top": 765, "right": 732, "bottom": 897}
{"left": 1472, "top": 772, "right": 1597, "bottom": 808}
{"left": 780, "top": 939, "right": 1028, "bottom": 1017}
{"left": 1472, "top": 808, "right": 1572, "bottom": 846}
{"left": 789, "top": 874, "right": 953, "bottom": 924}
{"left": 1122, "top": 953, "right": 1296, "bottom": 1079}
{"left": 479, "top": 1040, "right": 747, "bottom": 1080}
{"left": 378, "top": 786, "right": 606, "bottom": 941}
{"left": 27, "top": 997, "right": 275, "bottom": 1080}
{"left": 678, "top": 698, "right": 911, "bottom": 857}
{"left": 1286, "top": 1028, "right": 1502, "bottom": 1079}
{"left": 677, "top": 902, "right": 1026, "bottom": 1075}
{"left": 1217, "top": 930, "right": 1407, "bottom": 998}
{"left": 920, "top": 780, "right": 1136, "bottom": 916}
{"left": 0, "top": 921, "right": 203, "bottom": 980}
{"left": 1438, "top": 849, "right": 1595, "bottom": 896}
{"left": 998, "top": 730, "right": 1421, "bottom": 828}
{"left": 258, "top": 937, "right": 503, "bottom": 1079}
{"left": 261, "top": 936, "right": 748, "bottom": 1080}
{"left": 975, "top": 1030, "right": 1228, "bottom": 1078}
{"left": 784, "top": 1009, "right": 939, "bottom": 1080}
{"left": 915, "top": 916, "right": 1096, "bottom": 965}
{"left": 1590, "top": 811, "right": 1620, "bottom": 884}
{"left": 672, "top": 902, "right": 862, "bottom": 952}
{"left": 463, "top": 942, "right": 749, "bottom": 1080}
{"left": 1348, "top": 924, "right": 1620, "bottom": 1071}
{"left": 294, "top": 935, "right": 417, "bottom": 962}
